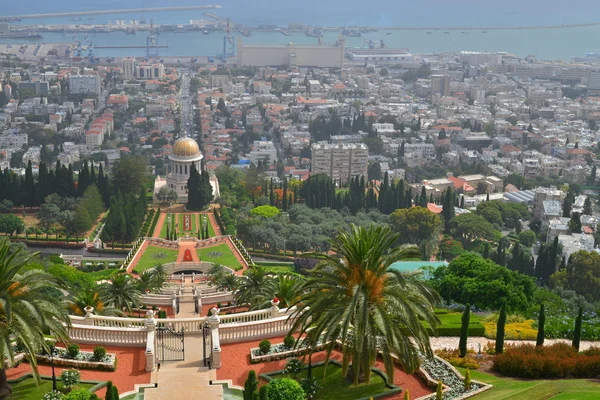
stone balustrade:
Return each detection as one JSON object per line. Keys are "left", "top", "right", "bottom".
{"left": 218, "top": 315, "right": 297, "bottom": 344}
{"left": 68, "top": 325, "right": 147, "bottom": 347}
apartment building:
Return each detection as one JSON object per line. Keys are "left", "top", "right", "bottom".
{"left": 249, "top": 140, "right": 277, "bottom": 165}
{"left": 122, "top": 57, "right": 136, "bottom": 79}
{"left": 0, "top": 132, "right": 28, "bottom": 150}
{"left": 69, "top": 74, "right": 101, "bottom": 95}
{"left": 404, "top": 143, "right": 436, "bottom": 167}
{"left": 210, "top": 75, "right": 230, "bottom": 88}
{"left": 311, "top": 143, "right": 368, "bottom": 183}
{"left": 533, "top": 187, "right": 565, "bottom": 219}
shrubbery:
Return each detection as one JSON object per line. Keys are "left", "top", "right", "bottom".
{"left": 259, "top": 339, "right": 271, "bottom": 354}
{"left": 434, "top": 348, "right": 480, "bottom": 370}
{"left": 493, "top": 343, "right": 600, "bottom": 378}
{"left": 266, "top": 378, "right": 305, "bottom": 400}
{"left": 67, "top": 344, "right": 80, "bottom": 358}
{"left": 61, "top": 368, "right": 81, "bottom": 388}
{"left": 93, "top": 346, "right": 106, "bottom": 361}
{"left": 283, "top": 334, "right": 295, "bottom": 349}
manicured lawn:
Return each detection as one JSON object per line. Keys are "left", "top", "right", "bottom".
{"left": 86, "top": 268, "right": 121, "bottom": 281}
{"left": 135, "top": 246, "right": 179, "bottom": 272}
{"left": 423, "top": 309, "right": 485, "bottom": 335}
{"left": 197, "top": 243, "right": 242, "bottom": 270}
{"left": 200, "top": 214, "right": 216, "bottom": 237}
{"left": 265, "top": 363, "right": 394, "bottom": 400}
{"left": 260, "top": 264, "right": 296, "bottom": 274}
{"left": 10, "top": 377, "right": 97, "bottom": 400}
{"left": 456, "top": 367, "right": 600, "bottom": 399}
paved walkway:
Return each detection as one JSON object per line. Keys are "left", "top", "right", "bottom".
{"left": 430, "top": 336, "right": 600, "bottom": 351}
{"left": 145, "top": 334, "right": 221, "bottom": 399}
{"left": 176, "top": 243, "right": 200, "bottom": 263}
{"left": 152, "top": 212, "right": 167, "bottom": 238}
{"left": 207, "top": 212, "right": 222, "bottom": 236}
{"left": 127, "top": 240, "right": 149, "bottom": 274}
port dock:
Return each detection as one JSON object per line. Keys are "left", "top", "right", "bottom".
{"left": 0, "top": 5, "right": 222, "bottom": 22}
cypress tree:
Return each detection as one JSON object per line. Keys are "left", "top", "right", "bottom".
{"left": 205, "top": 219, "right": 209, "bottom": 238}
{"left": 258, "top": 385, "right": 269, "bottom": 400}
{"left": 24, "top": 160, "right": 35, "bottom": 207}
{"left": 90, "top": 162, "right": 97, "bottom": 186}
{"left": 403, "top": 389, "right": 410, "bottom": 400}
{"left": 269, "top": 178, "right": 274, "bottom": 206}
{"left": 282, "top": 179, "right": 288, "bottom": 211}
{"left": 573, "top": 307, "right": 583, "bottom": 351}
{"left": 420, "top": 186, "right": 427, "bottom": 207}
{"left": 536, "top": 303, "right": 545, "bottom": 347}
{"left": 111, "top": 385, "right": 119, "bottom": 400}
{"left": 78, "top": 160, "right": 91, "bottom": 196}
{"left": 243, "top": 370, "right": 258, "bottom": 400}
{"left": 464, "top": 368, "right": 472, "bottom": 390}
{"left": 495, "top": 302, "right": 507, "bottom": 354}
{"left": 435, "top": 381, "right": 443, "bottom": 400}
{"left": 105, "top": 381, "right": 114, "bottom": 400}
{"left": 459, "top": 303, "right": 470, "bottom": 358}
{"left": 482, "top": 242, "right": 490, "bottom": 259}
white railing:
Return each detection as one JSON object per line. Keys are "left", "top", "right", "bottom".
{"left": 219, "top": 315, "right": 297, "bottom": 344}
{"left": 68, "top": 325, "right": 147, "bottom": 347}
{"left": 201, "top": 291, "right": 234, "bottom": 303}
{"left": 219, "top": 308, "right": 272, "bottom": 324}
{"left": 155, "top": 317, "right": 207, "bottom": 333}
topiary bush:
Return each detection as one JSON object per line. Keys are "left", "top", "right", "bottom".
{"left": 67, "top": 344, "right": 80, "bottom": 358}
{"left": 259, "top": 339, "right": 271, "bottom": 354}
{"left": 266, "top": 378, "right": 305, "bottom": 400}
{"left": 43, "top": 391, "right": 64, "bottom": 400}
{"left": 283, "top": 334, "right": 295, "bottom": 349}
{"left": 63, "top": 389, "right": 96, "bottom": 400}
{"left": 284, "top": 358, "right": 304, "bottom": 378}
{"left": 300, "top": 377, "right": 319, "bottom": 400}
{"left": 93, "top": 346, "right": 106, "bottom": 361}
{"left": 61, "top": 368, "right": 81, "bottom": 388}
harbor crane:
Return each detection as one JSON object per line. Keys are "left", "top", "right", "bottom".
{"left": 146, "top": 19, "right": 159, "bottom": 58}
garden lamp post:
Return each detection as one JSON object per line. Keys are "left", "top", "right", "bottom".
{"left": 50, "top": 344, "right": 57, "bottom": 391}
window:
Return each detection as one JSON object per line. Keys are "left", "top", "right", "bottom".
{"left": 185, "top": 165, "right": 188, "bottom": 174}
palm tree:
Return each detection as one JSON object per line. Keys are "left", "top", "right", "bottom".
{"left": 290, "top": 224, "right": 440, "bottom": 384}
{"left": 235, "top": 266, "right": 274, "bottom": 310}
{"left": 68, "top": 287, "right": 120, "bottom": 316}
{"left": 218, "top": 274, "right": 239, "bottom": 292}
{"left": 148, "top": 264, "right": 168, "bottom": 290}
{"left": 255, "top": 274, "right": 305, "bottom": 309}
{"left": 0, "top": 238, "right": 70, "bottom": 398}
{"left": 101, "top": 273, "right": 141, "bottom": 314}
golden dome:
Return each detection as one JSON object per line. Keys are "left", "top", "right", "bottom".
{"left": 172, "top": 137, "right": 200, "bottom": 157}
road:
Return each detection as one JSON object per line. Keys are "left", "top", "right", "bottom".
{"left": 178, "top": 72, "right": 195, "bottom": 139}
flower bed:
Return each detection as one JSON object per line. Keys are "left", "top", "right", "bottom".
{"left": 36, "top": 347, "right": 116, "bottom": 371}
{"left": 493, "top": 343, "right": 600, "bottom": 379}
{"left": 418, "top": 355, "right": 491, "bottom": 400}
{"left": 250, "top": 339, "right": 326, "bottom": 364}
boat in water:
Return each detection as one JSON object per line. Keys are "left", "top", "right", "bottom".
{"left": 572, "top": 52, "right": 600, "bottom": 63}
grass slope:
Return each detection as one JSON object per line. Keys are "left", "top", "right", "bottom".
{"left": 197, "top": 243, "right": 242, "bottom": 270}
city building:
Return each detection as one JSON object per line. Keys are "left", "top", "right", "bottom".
{"left": 249, "top": 140, "right": 277, "bottom": 165}
{"left": 18, "top": 81, "right": 49, "bottom": 96}
{"left": 533, "top": 187, "right": 565, "bottom": 218}
{"left": 69, "top": 74, "right": 101, "bottom": 95}
{"left": 0, "top": 132, "right": 27, "bottom": 150}
{"left": 430, "top": 75, "right": 450, "bottom": 96}
{"left": 238, "top": 38, "right": 345, "bottom": 68}
{"left": 210, "top": 75, "right": 230, "bottom": 88}
{"left": 122, "top": 57, "right": 136, "bottom": 80}
{"left": 311, "top": 142, "right": 368, "bottom": 183}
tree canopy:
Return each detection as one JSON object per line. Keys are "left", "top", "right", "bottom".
{"left": 551, "top": 251, "right": 600, "bottom": 303}
{"left": 432, "top": 253, "right": 537, "bottom": 313}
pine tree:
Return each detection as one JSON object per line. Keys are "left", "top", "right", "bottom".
{"left": 459, "top": 304, "right": 470, "bottom": 358}
{"left": 536, "top": 303, "right": 545, "bottom": 347}
{"left": 495, "top": 302, "right": 507, "bottom": 354}
{"left": 572, "top": 307, "right": 583, "bottom": 351}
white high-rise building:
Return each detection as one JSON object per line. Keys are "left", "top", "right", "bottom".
{"left": 311, "top": 143, "right": 368, "bottom": 183}
{"left": 122, "top": 57, "right": 136, "bottom": 80}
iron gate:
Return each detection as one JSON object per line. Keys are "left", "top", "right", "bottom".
{"left": 202, "top": 321, "right": 212, "bottom": 368}
{"left": 156, "top": 326, "right": 185, "bottom": 362}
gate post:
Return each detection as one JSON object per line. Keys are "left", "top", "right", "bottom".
{"left": 83, "top": 307, "right": 95, "bottom": 325}
{"left": 145, "top": 310, "right": 157, "bottom": 372}
{"left": 270, "top": 298, "right": 281, "bottom": 318}
{"left": 209, "top": 307, "right": 222, "bottom": 369}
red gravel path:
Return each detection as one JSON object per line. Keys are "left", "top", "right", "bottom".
{"left": 152, "top": 212, "right": 167, "bottom": 238}
{"left": 7, "top": 345, "right": 151, "bottom": 397}
{"left": 126, "top": 240, "right": 149, "bottom": 274}
{"left": 216, "top": 336, "right": 433, "bottom": 399}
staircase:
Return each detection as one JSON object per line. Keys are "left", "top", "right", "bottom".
{"left": 144, "top": 333, "right": 223, "bottom": 399}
